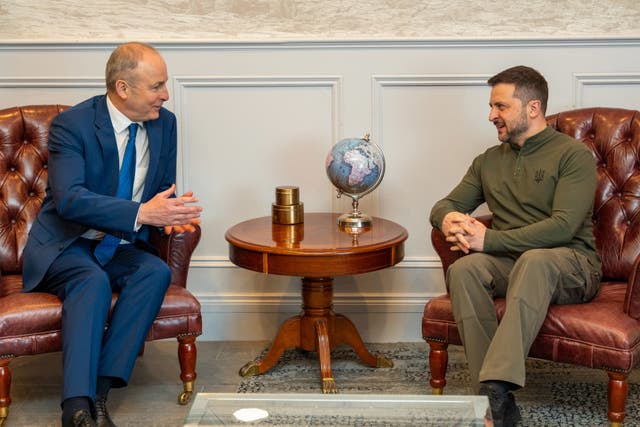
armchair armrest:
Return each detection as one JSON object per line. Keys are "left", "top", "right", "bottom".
{"left": 149, "top": 225, "right": 202, "bottom": 289}
{"left": 624, "top": 256, "right": 640, "bottom": 320}
{"left": 430, "top": 215, "right": 493, "bottom": 275}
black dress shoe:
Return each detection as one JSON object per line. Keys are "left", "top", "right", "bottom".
{"left": 66, "top": 409, "right": 96, "bottom": 427}
{"left": 479, "top": 382, "right": 521, "bottom": 427}
{"left": 95, "top": 396, "right": 117, "bottom": 427}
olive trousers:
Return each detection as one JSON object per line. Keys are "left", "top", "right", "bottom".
{"left": 446, "top": 247, "right": 600, "bottom": 391}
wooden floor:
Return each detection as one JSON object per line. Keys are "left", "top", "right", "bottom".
{"left": 5, "top": 340, "right": 270, "bottom": 427}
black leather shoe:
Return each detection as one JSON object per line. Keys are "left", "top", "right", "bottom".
{"left": 66, "top": 409, "right": 96, "bottom": 427}
{"left": 95, "top": 396, "right": 117, "bottom": 427}
{"left": 479, "top": 382, "right": 521, "bottom": 427}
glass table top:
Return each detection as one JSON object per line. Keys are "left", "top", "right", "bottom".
{"left": 184, "top": 393, "right": 492, "bottom": 426}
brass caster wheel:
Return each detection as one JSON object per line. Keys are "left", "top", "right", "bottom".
{"left": 178, "top": 390, "right": 193, "bottom": 405}
{"left": 178, "top": 381, "right": 194, "bottom": 405}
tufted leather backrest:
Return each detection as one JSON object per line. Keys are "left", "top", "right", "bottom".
{"left": 0, "top": 105, "right": 68, "bottom": 278}
{"left": 546, "top": 107, "right": 640, "bottom": 281}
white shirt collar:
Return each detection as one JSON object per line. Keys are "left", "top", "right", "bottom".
{"left": 106, "top": 94, "right": 142, "bottom": 133}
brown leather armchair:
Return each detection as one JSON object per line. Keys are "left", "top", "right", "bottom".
{"left": 422, "top": 107, "right": 640, "bottom": 426}
{"left": 0, "top": 105, "right": 202, "bottom": 424}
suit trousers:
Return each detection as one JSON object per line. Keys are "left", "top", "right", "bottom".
{"left": 36, "top": 238, "right": 171, "bottom": 403}
{"left": 446, "top": 247, "right": 600, "bottom": 391}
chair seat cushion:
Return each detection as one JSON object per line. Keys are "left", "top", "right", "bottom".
{"left": 148, "top": 285, "right": 202, "bottom": 340}
{"left": 0, "top": 279, "right": 201, "bottom": 357}
{"left": 422, "top": 282, "right": 640, "bottom": 372}
{"left": 0, "top": 292, "right": 63, "bottom": 356}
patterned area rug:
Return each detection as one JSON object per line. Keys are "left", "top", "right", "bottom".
{"left": 237, "top": 343, "right": 640, "bottom": 426}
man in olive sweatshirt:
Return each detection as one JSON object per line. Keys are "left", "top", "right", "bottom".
{"left": 429, "top": 65, "right": 601, "bottom": 427}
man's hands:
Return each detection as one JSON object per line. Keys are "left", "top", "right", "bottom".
{"left": 138, "top": 184, "right": 203, "bottom": 234}
{"left": 441, "top": 211, "right": 486, "bottom": 254}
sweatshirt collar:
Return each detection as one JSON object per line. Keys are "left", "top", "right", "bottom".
{"left": 508, "top": 125, "right": 555, "bottom": 154}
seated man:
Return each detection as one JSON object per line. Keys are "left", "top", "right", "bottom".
{"left": 22, "top": 42, "right": 202, "bottom": 427}
{"left": 429, "top": 65, "right": 601, "bottom": 427}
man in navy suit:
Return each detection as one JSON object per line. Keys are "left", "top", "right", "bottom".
{"left": 22, "top": 42, "right": 202, "bottom": 427}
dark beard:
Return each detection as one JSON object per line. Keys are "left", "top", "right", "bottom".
{"left": 498, "top": 110, "right": 529, "bottom": 144}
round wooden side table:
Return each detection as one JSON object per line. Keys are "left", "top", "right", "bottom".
{"left": 225, "top": 212, "right": 408, "bottom": 393}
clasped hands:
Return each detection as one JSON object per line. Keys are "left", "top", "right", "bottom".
{"left": 441, "top": 211, "right": 486, "bottom": 254}
{"left": 138, "top": 184, "right": 203, "bottom": 235}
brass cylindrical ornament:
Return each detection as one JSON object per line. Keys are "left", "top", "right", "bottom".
{"left": 272, "top": 186, "right": 304, "bottom": 224}
{"left": 272, "top": 203, "right": 304, "bottom": 224}
{"left": 275, "top": 185, "right": 300, "bottom": 206}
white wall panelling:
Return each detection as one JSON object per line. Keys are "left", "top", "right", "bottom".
{"left": 573, "top": 73, "right": 640, "bottom": 111}
{"left": 372, "top": 74, "right": 495, "bottom": 262}
{"left": 172, "top": 75, "right": 342, "bottom": 261}
{"left": 1, "top": 39, "right": 639, "bottom": 342}
{"left": 0, "top": 77, "right": 105, "bottom": 107}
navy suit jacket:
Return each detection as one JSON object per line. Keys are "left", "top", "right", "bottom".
{"left": 22, "top": 95, "right": 177, "bottom": 292}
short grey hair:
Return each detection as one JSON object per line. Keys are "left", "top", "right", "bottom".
{"left": 105, "top": 42, "right": 159, "bottom": 92}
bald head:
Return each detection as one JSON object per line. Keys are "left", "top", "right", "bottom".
{"left": 105, "top": 42, "right": 162, "bottom": 93}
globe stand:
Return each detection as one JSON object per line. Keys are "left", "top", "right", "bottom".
{"left": 337, "top": 198, "right": 372, "bottom": 229}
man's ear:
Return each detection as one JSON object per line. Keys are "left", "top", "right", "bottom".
{"left": 528, "top": 99, "right": 542, "bottom": 118}
{"left": 114, "top": 79, "right": 129, "bottom": 100}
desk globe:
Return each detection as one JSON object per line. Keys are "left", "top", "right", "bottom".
{"left": 325, "top": 134, "right": 385, "bottom": 230}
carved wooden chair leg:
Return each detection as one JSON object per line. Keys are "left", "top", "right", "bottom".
{"left": 0, "top": 358, "right": 12, "bottom": 426}
{"left": 607, "top": 371, "right": 628, "bottom": 427}
{"left": 427, "top": 340, "right": 448, "bottom": 395}
{"left": 177, "top": 335, "right": 197, "bottom": 405}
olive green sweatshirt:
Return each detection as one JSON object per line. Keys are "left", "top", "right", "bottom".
{"left": 430, "top": 126, "right": 600, "bottom": 266}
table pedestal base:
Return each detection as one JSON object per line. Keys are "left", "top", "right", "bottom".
{"left": 239, "top": 277, "right": 393, "bottom": 393}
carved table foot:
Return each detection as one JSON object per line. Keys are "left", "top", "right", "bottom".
{"left": 315, "top": 318, "right": 339, "bottom": 393}
{"left": 376, "top": 354, "right": 394, "bottom": 368}
{"left": 238, "top": 360, "right": 260, "bottom": 377}
{"left": 334, "top": 313, "right": 393, "bottom": 368}
{"left": 322, "top": 377, "right": 338, "bottom": 394}
{"left": 238, "top": 315, "right": 301, "bottom": 377}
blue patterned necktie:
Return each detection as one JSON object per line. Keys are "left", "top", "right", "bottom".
{"left": 94, "top": 123, "right": 138, "bottom": 266}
